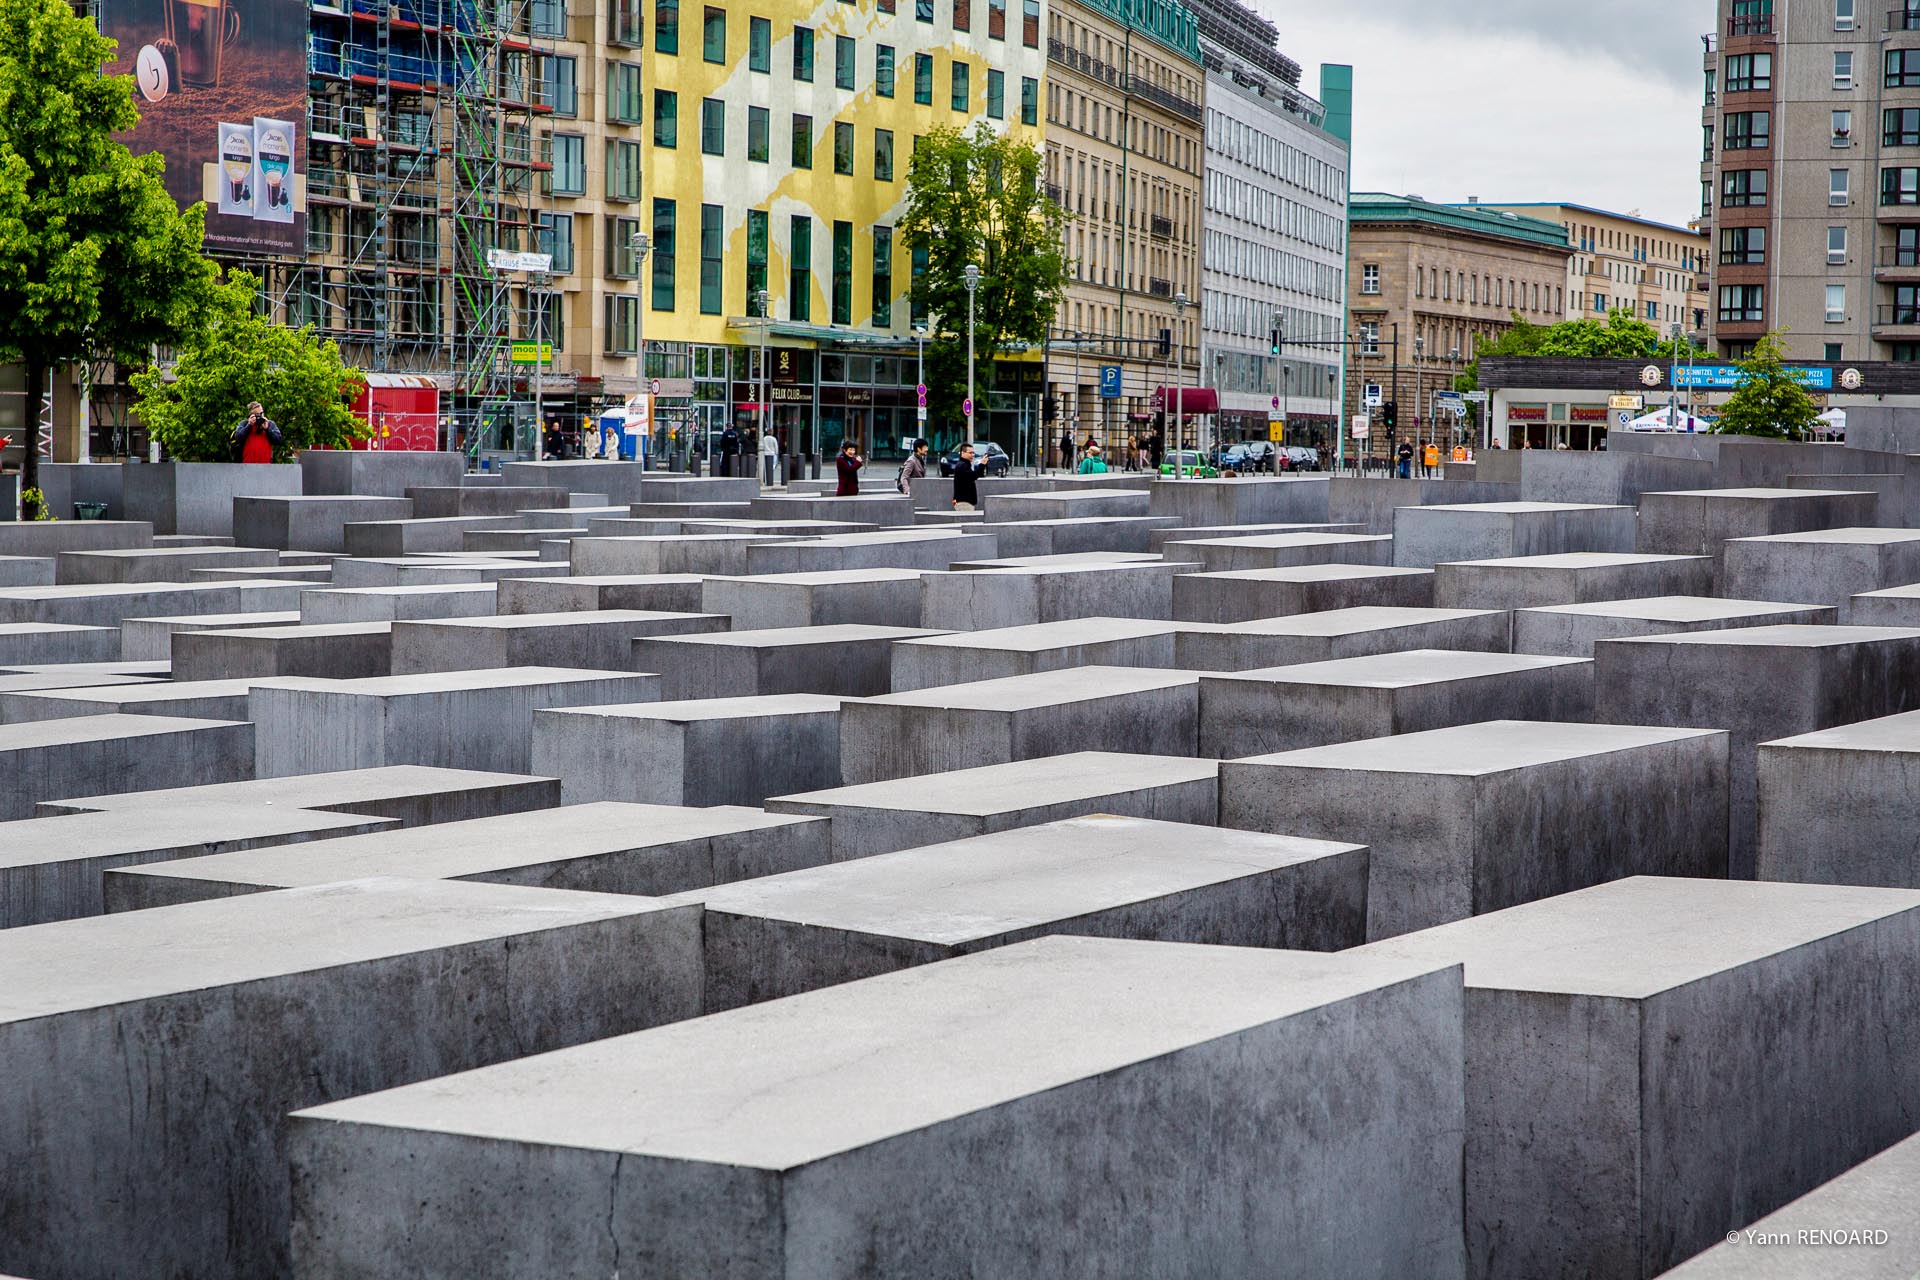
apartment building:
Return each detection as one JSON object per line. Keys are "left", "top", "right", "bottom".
{"left": 1475, "top": 202, "right": 1710, "bottom": 336}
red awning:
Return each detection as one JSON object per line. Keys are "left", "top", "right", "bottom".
{"left": 1151, "top": 387, "right": 1220, "bottom": 414}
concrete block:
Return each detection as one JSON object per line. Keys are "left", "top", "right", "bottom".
{"left": 495, "top": 573, "right": 705, "bottom": 614}
{"left": 700, "top": 568, "right": 925, "bottom": 629}
{"left": 982, "top": 487, "right": 1153, "bottom": 522}
{"left": 404, "top": 485, "right": 568, "bottom": 518}
{"left": 121, "top": 610, "right": 301, "bottom": 659}
{"left": 625, "top": 501, "right": 754, "bottom": 520}
{"left": 41, "top": 764, "right": 559, "bottom": 826}
{"left": 1172, "top": 564, "right": 1437, "bottom": 623}
{"left": 0, "top": 677, "right": 275, "bottom": 724}
{"left": 122, "top": 460, "right": 305, "bottom": 536}
{"left": 326, "top": 556, "right": 563, "bottom": 588}
{"left": 569, "top": 533, "right": 780, "bottom": 577}
{"left": 503, "top": 459, "right": 651, "bottom": 503}
{"left": 0, "top": 520, "right": 151, "bottom": 558}
{"left": 51, "top": 545, "right": 277, "bottom": 585}
{"left": 1147, "top": 475, "right": 1332, "bottom": 524}
{"left": 680, "top": 517, "right": 878, "bottom": 538}
{"left": 300, "top": 449, "right": 463, "bottom": 496}
{"left": 634, "top": 475, "right": 761, "bottom": 503}
{"left": 1145, "top": 521, "right": 1365, "bottom": 553}
{"left": 839, "top": 666, "right": 1201, "bottom": 783}
{"left": 947, "top": 550, "right": 1161, "bottom": 570}
{"left": 299, "top": 583, "right": 498, "bottom": 624}
{"left": 1224, "top": 720, "right": 1730, "bottom": 938}
{"left": 1783, "top": 471, "right": 1916, "bottom": 527}
{"left": 1433, "top": 552, "right": 1715, "bottom": 611}
{"left": 749, "top": 492, "right": 916, "bottom": 526}
{"left": 891, "top": 617, "right": 1183, "bottom": 689}
{"left": 767, "top": 750, "right": 1219, "bottom": 857}
{"left": 532, "top": 694, "right": 843, "bottom": 806}
{"left": 1513, "top": 447, "right": 1717, "bottom": 506}
{"left": 1595, "top": 624, "right": 1920, "bottom": 876}
{"left": 1393, "top": 501, "right": 1637, "bottom": 568}
{"left": 1722, "top": 527, "right": 1920, "bottom": 607}
{"left": 983, "top": 516, "right": 1182, "bottom": 557}
{"left": 519, "top": 504, "right": 627, "bottom": 529}
{"left": 0, "top": 803, "right": 394, "bottom": 926}
{"left": 1198, "top": 649, "right": 1593, "bottom": 758}
{"left": 677, "top": 815, "right": 1369, "bottom": 1011}
{"left": 1756, "top": 710, "right": 1920, "bottom": 887}
{"left": 1161, "top": 532, "right": 1394, "bottom": 572}
{"left": 633, "top": 623, "right": 944, "bottom": 700}
{"left": 34, "top": 461, "right": 126, "bottom": 522}
{"left": 190, "top": 562, "right": 334, "bottom": 586}
{"left": 1637, "top": 487, "right": 1880, "bottom": 571}
{"left": 462, "top": 526, "right": 584, "bottom": 554}
{"left": 1513, "top": 595, "right": 1839, "bottom": 657}
{"left": 0, "top": 582, "right": 254, "bottom": 627}
{"left": 744, "top": 528, "right": 999, "bottom": 574}
{"left": 252, "top": 668, "right": 659, "bottom": 777}
{"left": 1846, "top": 581, "right": 1920, "bottom": 625}
{"left": 0, "top": 714, "right": 253, "bottom": 819}
{"left": 0, "top": 622, "right": 119, "bottom": 666}
{"left": 233, "top": 495, "right": 415, "bottom": 553}
{"left": 0, "top": 877, "right": 699, "bottom": 1280}
{"left": 172, "top": 621, "right": 393, "bottom": 682}
{"left": 920, "top": 560, "right": 1195, "bottom": 629}
{"left": 0, "top": 556, "right": 52, "bottom": 588}
{"left": 105, "top": 802, "right": 830, "bottom": 910}
{"left": 287, "top": 935, "right": 1465, "bottom": 1280}
{"left": 1362, "top": 877, "right": 1920, "bottom": 1280}
{"left": 342, "top": 515, "right": 521, "bottom": 557}
{"left": 1173, "top": 605, "right": 1510, "bottom": 670}
{"left": 390, "top": 609, "right": 725, "bottom": 674}
{"left": 1327, "top": 477, "right": 1522, "bottom": 533}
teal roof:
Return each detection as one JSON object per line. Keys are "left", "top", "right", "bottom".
{"left": 1463, "top": 202, "right": 1704, "bottom": 238}
{"left": 1350, "top": 192, "right": 1572, "bottom": 252}
{"left": 1074, "top": 0, "right": 1202, "bottom": 63}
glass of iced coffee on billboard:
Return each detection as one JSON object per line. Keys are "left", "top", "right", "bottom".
{"left": 170, "top": 0, "right": 240, "bottom": 89}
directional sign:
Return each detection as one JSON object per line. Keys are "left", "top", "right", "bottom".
{"left": 917, "top": 406, "right": 928, "bottom": 422}
{"left": 1435, "top": 390, "right": 1464, "bottom": 405}
{"left": 962, "top": 397, "right": 974, "bottom": 418}
{"left": 1364, "top": 383, "right": 1383, "bottom": 408}
{"left": 1268, "top": 421, "right": 1285, "bottom": 441}
{"left": 1350, "top": 414, "right": 1371, "bottom": 440}
{"left": 1444, "top": 402, "right": 1467, "bottom": 418}
{"left": 1099, "top": 366, "right": 1123, "bottom": 399}
{"left": 1463, "top": 390, "right": 1490, "bottom": 403}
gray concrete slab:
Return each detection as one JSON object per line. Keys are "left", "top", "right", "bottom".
{"left": 1144, "top": 521, "right": 1365, "bottom": 554}
{"left": 171, "top": 621, "right": 394, "bottom": 681}
{"left": 0, "top": 714, "right": 254, "bottom": 819}
{"left": 493, "top": 572, "right": 705, "bottom": 615}
{"left": 1162, "top": 532, "right": 1395, "bottom": 573}
{"left": 633, "top": 623, "right": 946, "bottom": 700}
{"left": 341, "top": 515, "right": 521, "bottom": 557}
{"left": 890, "top": 617, "right": 1185, "bottom": 689}
{"left": 503, "top": 459, "right": 652, "bottom": 504}
{"left": 232, "top": 495, "right": 415, "bottom": 553}
{"left": 983, "top": 515, "right": 1183, "bottom": 557}
{"left": 53, "top": 545, "right": 280, "bottom": 585}
{"left": 531, "top": 695, "right": 844, "bottom": 806}
{"left": 1224, "top": 721, "right": 1730, "bottom": 938}
{"left": 0, "top": 677, "right": 273, "bottom": 724}
{"left": 327, "top": 556, "right": 569, "bottom": 588}
{"left": 947, "top": 550, "right": 1161, "bottom": 570}
{"left": 920, "top": 560, "right": 1195, "bottom": 629}
{"left": 982, "top": 487, "right": 1153, "bottom": 521}
{"left": 39, "top": 764, "right": 560, "bottom": 826}
{"left": 404, "top": 485, "right": 568, "bottom": 518}
{"left": 120, "top": 610, "right": 302, "bottom": 659}
{"left": 0, "top": 622, "right": 119, "bottom": 666}
{"left": 1847, "top": 581, "right": 1920, "bottom": 625}
{"left": 1198, "top": 649, "right": 1594, "bottom": 758}
{"left": 0, "top": 581, "right": 256, "bottom": 627}
{"left": 1594, "top": 624, "right": 1920, "bottom": 876}
{"left": 1757, "top": 710, "right": 1920, "bottom": 887}
{"left": 743, "top": 527, "right": 999, "bottom": 574}
{"left": 767, "top": 750, "right": 1221, "bottom": 858}
{"left": 0, "top": 520, "right": 151, "bottom": 558}
{"left": 0, "top": 803, "right": 395, "bottom": 927}
{"left": 1637, "top": 487, "right": 1881, "bottom": 571}
{"left": 1173, "top": 606, "right": 1510, "bottom": 671}
{"left": 1512, "top": 594, "right": 1840, "bottom": 657}
{"left": 463, "top": 526, "right": 585, "bottom": 554}
{"left": 673, "top": 815, "right": 1369, "bottom": 1011}
{"left": 1393, "top": 501, "right": 1638, "bottom": 568}
{"left": 298, "top": 583, "right": 498, "bottom": 624}
{"left": 287, "top": 934, "right": 1464, "bottom": 1280}
{"left": 105, "top": 802, "right": 831, "bottom": 910}
{"left": 189, "top": 562, "right": 334, "bottom": 585}
{"left": 0, "top": 555, "right": 53, "bottom": 588}
{"left": 1147, "top": 475, "right": 1334, "bottom": 524}
{"left": 1360, "top": 877, "right": 1920, "bottom": 1280}
{"left": 251, "top": 668, "right": 658, "bottom": 777}
{"left": 1721, "top": 527, "right": 1920, "bottom": 607}
{"left": 700, "top": 568, "right": 926, "bottom": 629}
{"left": 1172, "top": 564, "right": 1437, "bottom": 622}
{"left": 121, "top": 460, "right": 306, "bottom": 536}
{"left": 680, "top": 517, "right": 878, "bottom": 537}
{"left": 389, "top": 609, "right": 726, "bottom": 674}
{"left": 299, "top": 449, "right": 463, "bottom": 497}
{"left": 569, "top": 533, "right": 780, "bottom": 577}
{"left": 1433, "top": 552, "right": 1715, "bottom": 611}
{"left": 839, "top": 666, "right": 1202, "bottom": 783}
{"left": 748, "top": 492, "right": 917, "bottom": 526}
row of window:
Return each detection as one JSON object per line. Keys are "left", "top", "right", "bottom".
{"left": 1048, "top": 84, "right": 1202, "bottom": 176}
{"left": 1204, "top": 293, "right": 1343, "bottom": 348}
{"left": 1563, "top": 222, "right": 1701, "bottom": 272}
{"left": 1202, "top": 109, "right": 1346, "bottom": 202}
{"left": 1204, "top": 170, "right": 1343, "bottom": 253}
{"left": 648, "top": 0, "right": 1039, "bottom": 56}
{"left": 1209, "top": 229, "right": 1342, "bottom": 303}
{"left": 1413, "top": 265, "right": 1556, "bottom": 314}
{"left": 1716, "top": 163, "right": 1920, "bottom": 209}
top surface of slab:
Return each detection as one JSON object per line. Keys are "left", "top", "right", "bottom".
{"left": 124, "top": 611, "right": 304, "bottom": 627}
{"left": 637, "top": 624, "right": 943, "bottom": 650}
{"left": 1189, "top": 565, "right": 1431, "bottom": 583}
{"left": 1407, "top": 501, "right": 1629, "bottom": 514}
{"left": 553, "top": 694, "right": 842, "bottom": 723}
{"left": 310, "top": 585, "right": 498, "bottom": 599}
{"left": 1523, "top": 595, "right": 1827, "bottom": 622}
{"left": 0, "top": 803, "right": 386, "bottom": 870}
{"left": 675, "top": 815, "right": 1361, "bottom": 944}
{"left": 700, "top": 568, "right": 926, "bottom": 586}
{"left": 291, "top": 934, "right": 1446, "bottom": 1168}
{"left": 0, "top": 713, "right": 243, "bottom": 749}
{"left": 1234, "top": 720, "right": 1720, "bottom": 775}
{"left": 954, "top": 559, "right": 1172, "bottom": 578}
{"left": 48, "top": 765, "right": 550, "bottom": 813}
{"left": 1764, "top": 709, "right": 1920, "bottom": 753}
{"left": 399, "top": 609, "right": 713, "bottom": 631}
{"left": 1360, "top": 876, "right": 1920, "bottom": 1000}
{"left": 772, "top": 529, "right": 973, "bottom": 547}
{"left": 1728, "top": 527, "right": 1920, "bottom": 546}
{"left": 521, "top": 574, "right": 703, "bottom": 587}
{"left": 896, "top": 617, "right": 1180, "bottom": 652}
{"left": 857, "top": 664, "right": 1199, "bottom": 711}
{"left": 1646, "top": 486, "right": 1872, "bottom": 499}
{"left": 1165, "top": 533, "right": 1390, "bottom": 550}
{"left": 0, "top": 877, "right": 672, "bottom": 1023}
{"left": 1605, "top": 623, "right": 1920, "bottom": 650}
{"left": 1213, "top": 649, "right": 1584, "bottom": 689}
{"left": 1440, "top": 552, "right": 1705, "bottom": 570}
{"left": 1216, "top": 606, "right": 1496, "bottom": 636}
{"left": 773, "top": 750, "right": 1218, "bottom": 815}
{"left": 259, "top": 667, "right": 643, "bottom": 695}
{"left": 190, "top": 622, "right": 390, "bottom": 640}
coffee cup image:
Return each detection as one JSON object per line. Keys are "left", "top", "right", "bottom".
{"left": 257, "top": 129, "right": 291, "bottom": 209}
{"left": 221, "top": 128, "right": 253, "bottom": 204}
{"left": 135, "top": 43, "right": 176, "bottom": 102}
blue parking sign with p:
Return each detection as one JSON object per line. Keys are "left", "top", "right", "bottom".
{"left": 1099, "top": 366, "right": 1122, "bottom": 399}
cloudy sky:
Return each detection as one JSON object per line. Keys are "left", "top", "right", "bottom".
{"left": 1255, "top": 0, "right": 1710, "bottom": 228}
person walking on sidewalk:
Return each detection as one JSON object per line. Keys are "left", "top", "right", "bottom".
{"left": 897, "top": 439, "right": 929, "bottom": 494}
{"left": 760, "top": 425, "right": 779, "bottom": 485}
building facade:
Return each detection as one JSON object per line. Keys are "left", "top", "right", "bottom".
{"left": 1192, "top": 0, "right": 1350, "bottom": 452}
{"left": 1343, "top": 194, "right": 1572, "bottom": 455}
{"left": 1474, "top": 202, "right": 1709, "bottom": 336}
{"left": 1042, "top": 0, "right": 1204, "bottom": 457}
{"left": 1699, "top": 0, "right": 1920, "bottom": 361}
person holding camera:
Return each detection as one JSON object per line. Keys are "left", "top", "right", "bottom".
{"left": 231, "top": 402, "right": 283, "bottom": 464}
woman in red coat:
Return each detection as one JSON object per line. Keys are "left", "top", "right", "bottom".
{"left": 835, "top": 439, "right": 864, "bottom": 495}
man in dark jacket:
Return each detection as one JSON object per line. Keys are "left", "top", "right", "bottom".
{"left": 950, "top": 441, "right": 987, "bottom": 510}
{"left": 231, "top": 402, "right": 283, "bottom": 464}
{"left": 719, "top": 424, "right": 743, "bottom": 476}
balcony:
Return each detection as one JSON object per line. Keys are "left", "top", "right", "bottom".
{"left": 1044, "top": 181, "right": 1062, "bottom": 204}
{"left": 1046, "top": 38, "right": 1120, "bottom": 88}
{"left": 1874, "top": 303, "right": 1920, "bottom": 337}
{"left": 1892, "top": 8, "right": 1920, "bottom": 30}
{"left": 1146, "top": 277, "right": 1173, "bottom": 298}
{"left": 1880, "top": 246, "right": 1920, "bottom": 278}
{"left": 1880, "top": 199, "right": 1920, "bottom": 221}
{"left": 1122, "top": 74, "right": 1203, "bottom": 123}
{"left": 1727, "top": 13, "right": 1772, "bottom": 36}
{"left": 1149, "top": 214, "right": 1173, "bottom": 239}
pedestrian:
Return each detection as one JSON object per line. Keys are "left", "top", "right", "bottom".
{"left": 719, "top": 422, "right": 743, "bottom": 477}
{"left": 1057, "top": 429, "right": 1074, "bottom": 473}
{"left": 760, "top": 424, "right": 779, "bottom": 485}
{"left": 1396, "top": 439, "right": 1414, "bottom": 479}
{"left": 835, "top": 439, "right": 864, "bottom": 495}
{"left": 897, "top": 438, "right": 929, "bottom": 494}
{"left": 1076, "top": 443, "right": 1108, "bottom": 475}
{"left": 231, "top": 401, "right": 283, "bottom": 463}
{"left": 950, "top": 441, "right": 987, "bottom": 511}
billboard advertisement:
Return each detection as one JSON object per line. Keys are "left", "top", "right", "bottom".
{"left": 102, "top": 0, "right": 307, "bottom": 255}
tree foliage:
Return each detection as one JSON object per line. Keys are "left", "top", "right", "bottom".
{"left": 1459, "top": 308, "right": 1706, "bottom": 391}
{"left": 1709, "top": 331, "right": 1821, "bottom": 440}
{"left": 131, "top": 271, "right": 368, "bottom": 461}
{"left": 898, "top": 123, "right": 1068, "bottom": 438}
{"left": 0, "top": 0, "right": 216, "bottom": 509}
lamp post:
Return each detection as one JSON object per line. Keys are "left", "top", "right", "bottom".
{"left": 629, "top": 231, "right": 651, "bottom": 462}
{"left": 1173, "top": 291, "right": 1188, "bottom": 477}
{"left": 912, "top": 324, "right": 927, "bottom": 443}
{"left": 756, "top": 288, "right": 771, "bottom": 474}
{"left": 963, "top": 264, "right": 980, "bottom": 446}
{"left": 532, "top": 273, "right": 548, "bottom": 458}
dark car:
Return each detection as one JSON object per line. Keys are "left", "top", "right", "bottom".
{"left": 1283, "top": 445, "right": 1322, "bottom": 472}
{"left": 938, "top": 441, "right": 1011, "bottom": 477}
{"left": 1219, "top": 441, "right": 1276, "bottom": 473}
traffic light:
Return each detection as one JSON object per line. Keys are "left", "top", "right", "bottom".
{"left": 1042, "top": 395, "right": 1057, "bottom": 423}
{"left": 1158, "top": 328, "right": 1172, "bottom": 358}
{"left": 1269, "top": 329, "right": 1282, "bottom": 356}
{"left": 1382, "top": 401, "right": 1398, "bottom": 430}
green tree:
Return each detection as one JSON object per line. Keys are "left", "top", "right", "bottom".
{"left": 898, "top": 123, "right": 1068, "bottom": 439}
{"left": 1458, "top": 308, "right": 1705, "bottom": 392}
{"left": 131, "top": 271, "right": 369, "bottom": 460}
{"left": 0, "top": 0, "right": 216, "bottom": 513}
{"left": 1709, "top": 331, "right": 1821, "bottom": 440}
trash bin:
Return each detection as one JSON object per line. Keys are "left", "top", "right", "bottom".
{"left": 74, "top": 502, "right": 108, "bottom": 520}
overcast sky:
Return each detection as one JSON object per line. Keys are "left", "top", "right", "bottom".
{"left": 1255, "top": 0, "right": 1710, "bottom": 228}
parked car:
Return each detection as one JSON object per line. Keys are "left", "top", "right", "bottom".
{"left": 1283, "top": 446, "right": 1322, "bottom": 472}
{"left": 1159, "top": 450, "right": 1219, "bottom": 479}
{"left": 937, "top": 440, "right": 1012, "bottom": 477}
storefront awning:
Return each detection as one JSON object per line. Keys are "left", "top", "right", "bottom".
{"left": 1151, "top": 387, "right": 1220, "bottom": 414}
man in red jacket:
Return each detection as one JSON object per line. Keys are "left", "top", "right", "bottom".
{"left": 232, "top": 402, "right": 283, "bottom": 463}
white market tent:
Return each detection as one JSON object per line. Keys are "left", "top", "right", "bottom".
{"left": 1814, "top": 407, "right": 1847, "bottom": 439}
{"left": 1627, "top": 406, "right": 1702, "bottom": 432}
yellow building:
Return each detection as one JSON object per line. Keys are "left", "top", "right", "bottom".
{"left": 1472, "top": 202, "right": 1710, "bottom": 338}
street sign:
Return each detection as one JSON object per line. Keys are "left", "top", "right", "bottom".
{"left": 1435, "top": 390, "right": 1464, "bottom": 405}
{"left": 1364, "top": 383, "right": 1383, "bottom": 408}
{"left": 1267, "top": 420, "right": 1284, "bottom": 441}
{"left": 1463, "top": 390, "right": 1490, "bottom": 403}
{"left": 917, "top": 406, "right": 928, "bottom": 423}
{"left": 650, "top": 378, "right": 662, "bottom": 396}
{"left": 1613, "top": 409, "right": 1634, "bottom": 428}
{"left": 1271, "top": 396, "right": 1281, "bottom": 411}
{"left": 1608, "top": 394, "right": 1644, "bottom": 411}
{"left": 916, "top": 382, "right": 928, "bottom": 397}
{"left": 962, "top": 397, "right": 974, "bottom": 418}
{"left": 487, "top": 249, "right": 552, "bottom": 273}
{"left": 623, "top": 393, "right": 651, "bottom": 436}
{"left": 1443, "top": 402, "right": 1467, "bottom": 418}
{"left": 1350, "top": 414, "right": 1371, "bottom": 440}
{"left": 1098, "top": 366, "right": 1123, "bottom": 399}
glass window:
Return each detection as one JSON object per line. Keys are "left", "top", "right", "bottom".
{"left": 872, "top": 225, "right": 892, "bottom": 327}
{"left": 1722, "top": 111, "right": 1770, "bottom": 150}
{"left": 1829, "top": 225, "right": 1849, "bottom": 263}
{"left": 877, "top": 45, "right": 895, "bottom": 97}
{"left": 531, "top": 0, "right": 565, "bottom": 37}
{"left": 610, "top": 0, "right": 643, "bottom": 44}
{"left": 794, "top": 26, "right": 815, "bottom": 81}
{"left": 1836, "top": 50, "right": 1855, "bottom": 87}
{"left": 607, "top": 215, "right": 643, "bottom": 277}
{"left": 1021, "top": 75, "right": 1037, "bottom": 125}
{"left": 1894, "top": 226, "right": 1920, "bottom": 266}
{"left": 538, "top": 212, "right": 573, "bottom": 273}
{"left": 701, "top": 98, "right": 725, "bottom": 154}
{"left": 790, "top": 215, "right": 812, "bottom": 322}
{"left": 607, "top": 139, "right": 642, "bottom": 200}
{"left": 748, "top": 106, "right": 769, "bottom": 162}
{"left": 875, "top": 128, "right": 894, "bottom": 181}
{"left": 1826, "top": 284, "right": 1847, "bottom": 322}
{"left": 604, "top": 294, "right": 638, "bottom": 354}
{"left": 699, "top": 204, "right": 724, "bottom": 314}
{"left": 542, "top": 55, "right": 577, "bottom": 115}
{"left": 1361, "top": 263, "right": 1380, "bottom": 294}
{"left": 836, "top": 35, "right": 856, "bottom": 90}
{"left": 750, "top": 16, "right": 771, "bottom": 71}
{"left": 916, "top": 0, "right": 932, "bottom": 20}
{"left": 1837, "top": 0, "right": 1856, "bottom": 28}
{"left": 834, "top": 121, "right": 854, "bottom": 174}
{"left": 655, "top": 0, "right": 677, "bottom": 53}
{"left": 747, "top": 209, "right": 768, "bottom": 312}
{"left": 1834, "top": 109, "right": 1853, "bottom": 144}
{"left": 1831, "top": 167, "right": 1851, "bottom": 204}
{"left": 1721, "top": 169, "right": 1767, "bottom": 207}
{"left": 547, "top": 133, "right": 585, "bottom": 195}
{"left": 610, "top": 63, "right": 644, "bottom": 124}
{"left": 653, "top": 90, "right": 677, "bottom": 148}
{"left": 703, "top": 6, "right": 724, "bottom": 61}
{"left": 832, "top": 220, "right": 853, "bottom": 325}
{"left": 792, "top": 114, "right": 812, "bottom": 168}
{"left": 652, "top": 199, "right": 676, "bottom": 310}
{"left": 1719, "top": 283, "right": 1764, "bottom": 323}
{"left": 988, "top": 0, "right": 1005, "bottom": 38}
{"left": 1884, "top": 166, "right": 1920, "bottom": 204}
{"left": 1890, "top": 49, "right": 1920, "bottom": 87}
{"left": 1895, "top": 285, "right": 1920, "bottom": 324}
{"left": 911, "top": 242, "right": 928, "bottom": 322}
{"left": 987, "top": 69, "right": 1004, "bottom": 119}
{"left": 953, "top": 0, "right": 970, "bottom": 30}
{"left": 951, "top": 60, "right": 969, "bottom": 111}
{"left": 914, "top": 53, "right": 933, "bottom": 104}
{"left": 1719, "top": 226, "right": 1765, "bottom": 264}
{"left": 1887, "top": 108, "right": 1920, "bottom": 146}
{"left": 1022, "top": 0, "right": 1038, "bottom": 45}
{"left": 1723, "top": 53, "right": 1771, "bottom": 92}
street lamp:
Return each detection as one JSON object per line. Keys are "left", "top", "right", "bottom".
{"left": 628, "top": 231, "right": 651, "bottom": 462}
{"left": 912, "top": 324, "right": 927, "bottom": 443}
{"left": 756, "top": 288, "right": 771, "bottom": 474}
{"left": 963, "top": 264, "right": 980, "bottom": 445}
{"left": 1172, "top": 291, "right": 1189, "bottom": 477}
